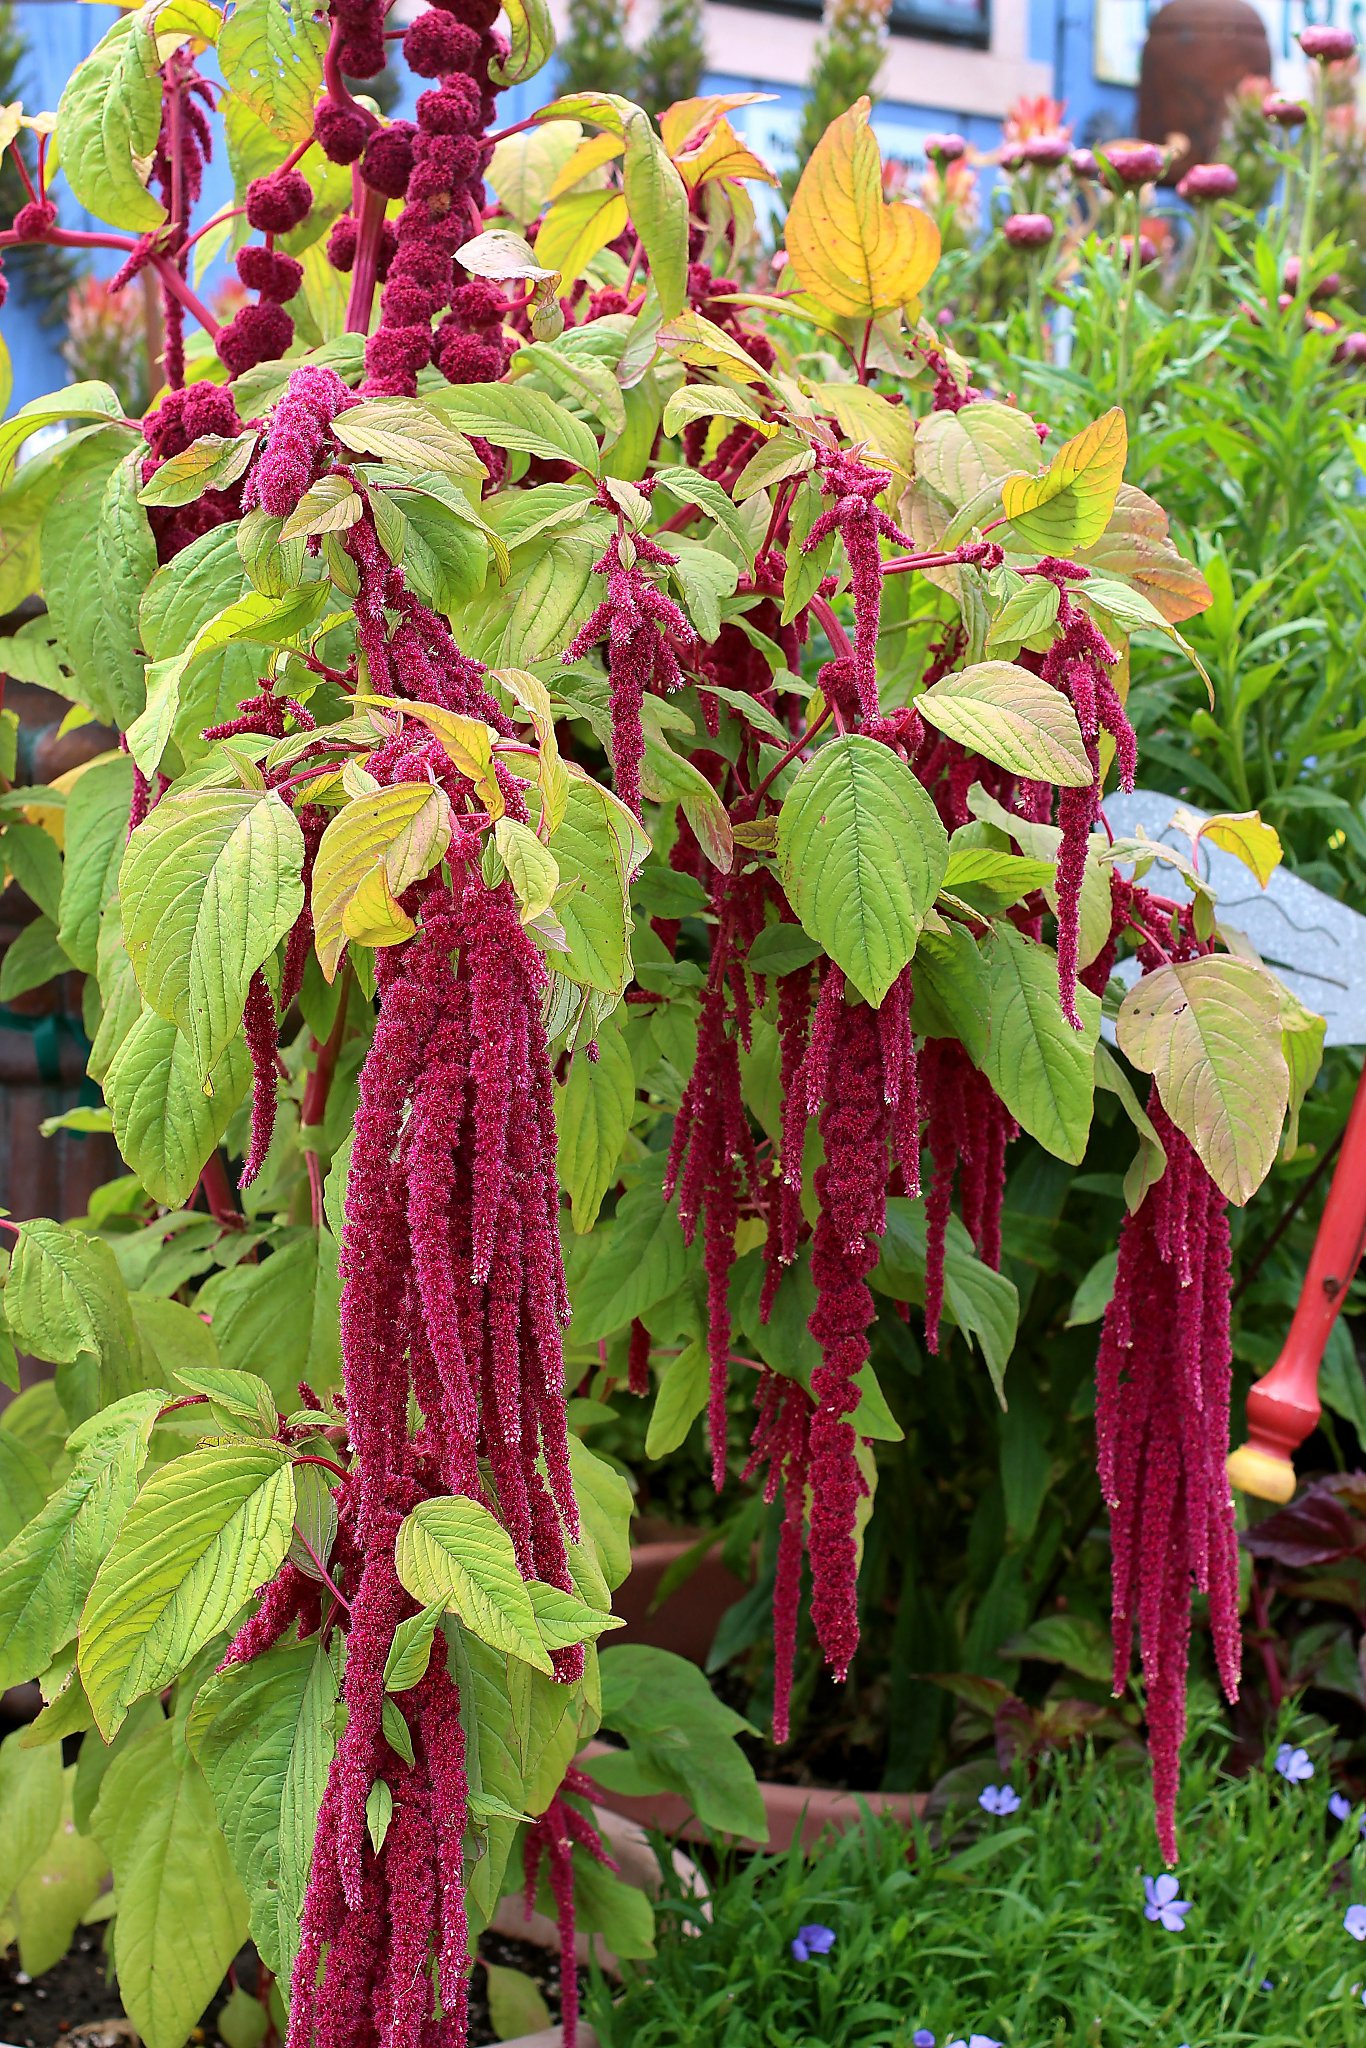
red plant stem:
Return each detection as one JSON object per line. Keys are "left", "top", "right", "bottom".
{"left": 182, "top": 204, "right": 246, "bottom": 253}
{"left": 345, "top": 178, "right": 389, "bottom": 335}
{"left": 292, "top": 1522, "right": 353, "bottom": 1613}
{"left": 0, "top": 223, "right": 222, "bottom": 337}
{"left": 749, "top": 704, "right": 833, "bottom": 804}
{"left": 881, "top": 549, "right": 977, "bottom": 575}
{"left": 200, "top": 1150, "right": 244, "bottom": 1227}
{"left": 294, "top": 1452, "right": 351, "bottom": 1482}
{"left": 158, "top": 1393, "right": 210, "bottom": 1416}
{"left": 487, "top": 113, "right": 539, "bottom": 146}
{"left": 167, "top": 59, "right": 185, "bottom": 241}
{"left": 808, "top": 594, "right": 854, "bottom": 662}
{"left": 301, "top": 974, "right": 352, "bottom": 1228}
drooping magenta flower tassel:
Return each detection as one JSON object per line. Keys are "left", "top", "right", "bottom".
{"left": 1095, "top": 1091, "right": 1240, "bottom": 1862}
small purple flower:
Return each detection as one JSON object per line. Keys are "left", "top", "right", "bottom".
{"left": 1346, "top": 1905, "right": 1366, "bottom": 1942}
{"left": 979, "top": 1784, "right": 1021, "bottom": 1817}
{"left": 1331, "top": 1792, "right": 1353, "bottom": 1823}
{"left": 913, "top": 2034, "right": 935, "bottom": 2047}
{"left": 1275, "top": 1743, "right": 1315, "bottom": 1783}
{"left": 947, "top": 2037, "right": 1002, "bottom": 2048}
{"left": 1260, "top": 1978, "right": 1274, "bottom": 1991}
{"left": 1143, "top": 1874, "right": 1191, "bottom": 1932}
{"left": 790, "top": 1923, "right": 836, "bottom": 1963}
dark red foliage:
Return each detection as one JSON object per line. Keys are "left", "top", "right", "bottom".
{"left": 236, "top": 244, "right": 304, "bottom": 302}
{"left": 361, "top": 122, "right": 417, "bottom": 199}
{"left": 802, "top": 448, "right": 916, "bottom": 721}
{"left": 314, "top": 98, "right": 374, "bottom": 165}
{"left": 245, "top": 167, "right": 314, "bottom": 233}
{"left": 1095, "top": 1090, "right": 1239, "bottom": 1861}
{"left": 919, "top": 1037, "right": 1015, "bottom": 1350}
{"left": 216, "top": 300, "right": 294, "bottom": 374}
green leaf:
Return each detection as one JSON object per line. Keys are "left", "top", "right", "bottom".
{"left": 567, "top": 1436, "right": 634, "bottom": 1591}
{"left": 130, "top": 582, "right": 328, "bottom": 774}
{"left": 218, "top": 0, "right": 323, "bottom": 143}
{"left": 395, "top": 1497, "right": 552, "bottom": 1672}
{"left": 594, "top": 1645, "right": 766, "bottom": 1840}
{"left": 0, "top": 1391, "right": 164, "bottom": 1693}
{"left": 105, "top": 1011, "right": 253, "bottom": 1208}
{"left": 3, "top": 822, "right": 64, "bottom": 923}
{"left": 11, "top": 1772, "right": 108, "bottom": 1975}
{"left": 366, "top": 1778, "right": 394, "bottom": 1854}
{"left": 5, "top": 1219, "right": 135, "bottom": 1371}
{"left": 0, "top": 1428, "right": 49, "bottom": 1549}
{"left": 278, "top": 473, "right": 363, "bottom": 543}
{"left": 484, "top": 1963, "right": 552, "bottom": 2042}
{"left": 0, "top": 914, "right": 69, "bottom": 999}
{"left": 1001, "top": 407, "right": 1127, "bottom": 553}
{"left": 186, "top": 1638, "right": 338, "bottom": 1978}
{"left": 1065, "top": 1249, "right": 1118, "bottom": 1328}
{"left": 998, "top": 1612, "right": 1113, "bottom": 1684}
{"left": 90, "top": 1717, "right": 249, "bottom": 2048}
{"left": 545, "top": 769, "right": 650, "bottom": 999}
{"left": 80, "top": 1441, "right": 297, "bottom": 1737}
{"left": 384, "top": 1605, "right": 444, "bottom": 1692}
{"left": 645, "top": 1338, "right": 708, "bottom": 1456}
{"left": 622, "top": 109, "right": 690, "bottom": 318}
{"left": 982, "top": 926, "right": 1099, "bottom": 1164}
{"left": 0, "top": 1726, "right": 63, "bottom": 1899}
{"left": 173, "top": 1365, "right": 278, "bottom": 1437}
{"left": 76, "top": 452, "right": 160, "bottom": 728}
{"left": 775, "top": 735, "right": 948, "bottom": 1006}
{"left": 916, "top": 662, "right": 1092, "bottom": 787}
{"left": 0, "top": 382, "right": 124, "bottom": 489}
{"left": 493, "top": 813, "right": 560, "bottom": 924}
{"left": 334, "top": 397, "right": 483, "bottom": 477}
{"left": 56, "top": 12, "right": 166, "bottom": 231}
{"left": 556, "top": 1021, "right": 635, "bottom": 1231}
{"left": 121, "top": 787, "right": 306, "bottom": 1079}
{"left": 653, "top": 463, "right": 758, "bottom": 567}
{"left": 746, "top": 923, "right": 825, "bottom": 977}
{"left": 137, "top": 432, "right": 259, "bottom": 508}
{"left": 915, "top": 401, "right": 1044, "bottom": 510}
{"left": 488, "top": 0, "right": 555, "bottom": 85}
{"left": 1279, "top": 983, "right": 1326, "bottom": 1160}
{"left": 311, "top": 781, "right": 451, "bottom": 980}
{"left": 427, "top": 382, "right": 601, "bottom": 475}
{"left": 987, "top": 574, "right": 1062, "bottom": 654}
{"left": 874, "top": 1201, "right": 1018, "bottom": 1401}
{"left": 1115, "top": 956, "right": 1289, "bottom": 1205}
{"left": 569, "top": 1166, "right": 688, "bottom": 1340}
{"left": 56, "top": 755, "right": 135, "bottom": 973}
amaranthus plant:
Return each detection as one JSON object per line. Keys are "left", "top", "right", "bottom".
{"left": 0, "top": 6, "right": 1327, "bottom": 2042}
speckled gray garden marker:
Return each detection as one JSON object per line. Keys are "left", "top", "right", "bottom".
{"left": 1101, "top": 789, "right": 1366, "bottom": 1047}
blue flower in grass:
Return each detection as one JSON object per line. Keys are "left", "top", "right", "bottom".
{"left": 947, "top": 2036, "right": 1002, "bottom": 2048}
{"left": 1143, "top": 1874, "right": 1191, "bottom": 1931}
{"left": 790, "top": 1923, "right": 836, "bottom": 1962}
{"left": 911, "top": 2034, "right": 935, "bottom": 2047}
{"left": 1275, "top": 1743, "right": 1314, "bottom": 1783}
{"left": 978, "top": 1784, "right": 1020, "bottom": 1817}
{"left": 1345, "top": 1904, "right": 1366, "bottom": 1942}
{"left": 1331, "top": 1792, "right": 1353, "bottom": 1822}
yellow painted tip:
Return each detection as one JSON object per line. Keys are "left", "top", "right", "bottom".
{"left": 1227, "top": 1442, "right": 1297, "bottom": 1504}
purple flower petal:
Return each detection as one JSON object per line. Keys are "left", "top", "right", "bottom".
{"left": 1345, "top": 1904, "right": 1366, "bottom": 1942}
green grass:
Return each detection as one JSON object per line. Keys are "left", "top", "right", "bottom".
{"left": 589, "top": 1732, "right": 1366, "bottom": 2046}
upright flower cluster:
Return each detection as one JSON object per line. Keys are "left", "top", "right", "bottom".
{"left": 1095, "top": 1088, "right": 1240, "bottom": 1862}
{"left": 360, "top": 0, "right": 508, "bottom": 395}
{"left": 564, "top": 486, "right": 693, "bottom": 819}
{"left": 1027, "top": 559, "right": 1136, "bottom": 1024}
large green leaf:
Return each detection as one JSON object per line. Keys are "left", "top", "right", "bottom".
{"left": 567, "top": 1436, "right": 634, "bottom": 1591}
{"left": 982, "top": 926, "right": 1099, "bottom": 1163}
{"left": 80, "top": 1442, "right": 297, "bottom": 1736}
{"left": 130, "top": 582, "right": 328, "bottom": 774}
{"left": 395, "top": 1496, "right": 552, "bottom": 1673}
{"left": 56, "top": 12, "right": 166, "bottom": 230}
{"left": 591, "top": 1645, "right": 766, "bottom": 1840}
{"left": 0, "top": 1726, "right": 63, "bottom": 1900}
{"left": 120, "top": 787, "right": 306, "bottom": 1079}
{"left": 622, "top": 110, "right": 689, "bottom": 319}
{"left": 873, "top": 1200, "right": 1019, "bottom": 1403}
{"left": 186, "top": 1638, "right": 338, "bottom": 1979}
{"left": 775, "top": 735, "right": 948, "bottom": 1006}
{"left": 10, "top": 1771, "right": 108, "bottom": 1975}
{"left": 5, "top": 1219, "right": 138, "bottom": 1374}
{"left": 568, "top": 1166, "right": 689, "bottom": 1341}
{"left": 544, "top": 770, "right": 650, "bottom": 999}
{"left": 105, "top": 1011, "right": 254, "bottom": 1207}
{"left": 916, "top": 662, "right": 1092, "bottom": 787}
{"left": 0, "top": 1392, "right": 163, "bottom": 1692}
{"left": 427, "top": 382, "right": 601, "bottom": 474}
{"left": 218, "top": 0, "right": 323, "bottom": 142}
{"left": 90, "top": 1717, "right": 249, "bottom": 2048}
{"left": 0, "top": 1428, "right": 49, "bottom": 1550}
{"left": 1116, "top": 956, "right": 1289, "bottom": 1204}
{"left": 555, "top": 1021, "right": 635, "bottom": 1231}
{"left": 56, "top": 754, "right": 135, "bottom": 973}
{"left": 489, "top": 0, "right": 554, "bottom": 83}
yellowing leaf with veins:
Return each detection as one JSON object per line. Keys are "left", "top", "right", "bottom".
{"left": 311, "top": 782, "right": 451, "bottom": 980}
{"left": 1200, "top": 811, "right": 1282, "bottom": 887}
{"left": 1002, "top": 407, "right": 1128, "bottom": 553}
{"left": 341, "top": 861, "right": 414, "bottom": 950}
{"left": 658, "top": 92, "right": 776, "bottom": 157}
{"left": 785, "top": 98, "right": 940, "bottom": 318}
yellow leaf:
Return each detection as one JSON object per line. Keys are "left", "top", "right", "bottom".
{"left": 353, "top": 699, "right": 505, "bottom": 820}
{"left": 311, "top": 782, "right": 451, "bottom": 980}
{"left": 534, "top": 187, "right": 629, "bottom": 284}
{"left": 1199, "top": 811, "right": 1282, "bottom": 887}
{"left": 785, "top": 98, "right": 940, "bottom": 318}
{"left": 342, "top": 861, "right": 415, "bottom": 950}
{"left": 546, "top": 129, "right": 624, "bottom": 200}
{"left": 1001, "top": 407, "right": 1128, "bottom": 553}
{"left": 658, "top": 92, "right": 776, "bottom": 158}
{"left": 656, "top": 309, "right": 774, "bottom": 386}
{"left": 810, "top": 383, "right": 915, "bottom": 481}
{"left": 494, "top": 815, "right": 560, "bottom": 924}
{"left": 495, "top": 667, "right": 568, "bottom": 835}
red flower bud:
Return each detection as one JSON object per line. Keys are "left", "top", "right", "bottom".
{"left": 216, "top": 300, "right": 294, "bottom": 374}
{"left": 1103, "top": 141, "right": 1165, "bottom": 186}
{"left": 245, "top": 168, "right": 313, "bottom": 233}
{"left": 314, "top": 98, "right": 374, "bottom": 166}
{"left": 1263, "top": 92, "right": 1308, "bottom": 126}
{"left": 1177, "top": 161, "right": 1239, "bottom": 202}
{"left": 1300, "top": 23, "right": 1356, "bottom": 60}
{"left": 403, "top": 10, "right": 480, "bottom": 74}
{"left": 236, "top": 244, "right": 304, "bottom": 302}
{"left": 1004, "top": 210, "right": 1055, "bottom": 248}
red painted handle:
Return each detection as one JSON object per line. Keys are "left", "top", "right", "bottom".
{"left": 1230, "top": 1057, "right": 1366, "bottom": 1501}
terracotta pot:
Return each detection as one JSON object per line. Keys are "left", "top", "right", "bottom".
{"left": 610, "top": 1535, "right": 748, "bottom": 1666}
{"left": 577, "top": 1738, "right": 924, "bottom": 1853}
{"left": 1138, "top": 0, "right": 1273, "bottom": 175}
